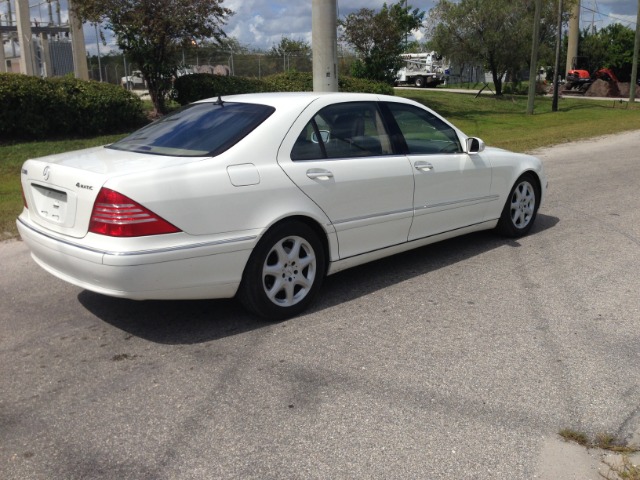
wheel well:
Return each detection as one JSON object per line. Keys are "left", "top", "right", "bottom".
{"left": 264, "top": 216, "right": 331, "bottom": 275}
{"left": 521, "top": 170, "right": 542, "bottom": 199}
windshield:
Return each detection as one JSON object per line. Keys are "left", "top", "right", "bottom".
{"left": 108, "top": 101, "right": 275, "bottom": 157}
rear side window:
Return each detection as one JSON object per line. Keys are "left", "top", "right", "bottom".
{"left": 109, "top": 102, "right": 275, "bottom": 157}
{"left": 291, "top": 102, "right": 393, "bottom": 160}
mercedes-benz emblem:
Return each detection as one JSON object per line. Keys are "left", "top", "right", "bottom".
{"left": 43, "top": 166, "right": 50, "bottom": 180}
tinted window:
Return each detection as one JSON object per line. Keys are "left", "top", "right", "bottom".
{"left": 291, "top": 102, "right": 393, "bottom": 161}
{"left": 386, "top": 103, "right": 461, "bottom": 154}
{"left": 109, "top": 102, "right": 275, "bottom": 157}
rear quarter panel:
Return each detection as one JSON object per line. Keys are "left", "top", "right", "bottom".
{"left": 102, "top": 122, "right": 335, "bottom": 244}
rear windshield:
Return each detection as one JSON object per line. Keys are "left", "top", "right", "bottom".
{"left": 108, "top": 101, "right": 275, "bottom": 157}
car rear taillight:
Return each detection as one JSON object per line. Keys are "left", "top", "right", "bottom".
{"left": 89, "top": 188, "right": 181, "bottom": 237}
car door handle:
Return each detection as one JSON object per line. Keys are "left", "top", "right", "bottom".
{"left": 306, "top": 169, "right": 334, "bottom": 180}
{"left": 414, "top": 161, "right": 434, "bottom": 171}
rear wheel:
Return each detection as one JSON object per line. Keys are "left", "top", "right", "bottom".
{"left": 496, "top": 173, "right": 540, "bottom": 237}
{"left": 414, "top": 76, "right": 425, "bottom": 88}
{"left": 239, "top": 221, "right": 325, "bottom": 320}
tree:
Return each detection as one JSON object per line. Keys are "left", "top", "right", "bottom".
{"left": 339, "top": 2, "right": 425, "bottom": 84}
{"left": 268, "top": 37, "right": 312, "bottom": 73}
{"left": 73, "top": 0, "right": 232, "bottom": 115}
{"left": 427, "top": 0, "right": 573, "bottom": 95}
{"left": 578, "top": 24, "right": 637, "bottom": 81}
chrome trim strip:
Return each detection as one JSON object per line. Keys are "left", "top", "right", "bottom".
{"left": 332, "top": 196, "right": 498, "bottom": 226}
{"left": 332, "top": 207, "right": 414, "bottom": 226}
{"left": 17, "top": 218, "right": 257, "bottom": 257}
{"left": 415, "top": 194, "right": 499, "bottom": 212}
{"left": 105, "top": 236, "right": 258, "bottom": 257}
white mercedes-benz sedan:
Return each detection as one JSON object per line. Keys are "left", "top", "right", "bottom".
{"left": 18, "top": 92, "right": 546, "bottom": 320}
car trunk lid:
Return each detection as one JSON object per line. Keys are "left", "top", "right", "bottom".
{"left": 21, "top": 146, "right": 204, "bottom": 238}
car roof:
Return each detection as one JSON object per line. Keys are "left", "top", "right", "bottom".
{"left": 195, "top": 91, "right": 411, "bottom": 109}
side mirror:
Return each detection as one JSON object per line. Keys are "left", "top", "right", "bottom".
{"left": 466, "top": 137, "right": 485, "bottom": 154}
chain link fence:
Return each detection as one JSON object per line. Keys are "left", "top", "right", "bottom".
{"left": 88, "top": 49, "right": 359, "bottom": 85}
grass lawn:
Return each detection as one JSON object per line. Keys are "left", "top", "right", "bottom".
{"left": 2, "top": 93, "right": 639, "bottom": 240}
{"left": 396, "top": 89, "right": 640, "bottom": 151}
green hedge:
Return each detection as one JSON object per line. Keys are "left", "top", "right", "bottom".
{"left": 171, "top": 74, "right": 274, "bottom": 105}
{"left": 0, "top": 73, "right": 145, "bottom": 141}
{"left": 171, "top": 71, "right": 394, "bottom": 105}
{"left": 338, "top": 76, "right": 395, "bottom": 95}
{"left": 264, "top": 72, "right": 394, "bottom": 95}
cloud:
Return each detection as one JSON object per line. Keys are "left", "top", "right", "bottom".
{"left": 226, "top": 0, "right": 313, "bottom": 48}
{"left": 224, "top": 0, "right": 440, "bottom": 49}
{"left": 3, "top": 0, "right": 636, "bottom": 58}
{"left": 581, "top": 0, "right": 638, "bottom": 28}
{"left": 595, "top": 0, "right": 637, "bottom": 16}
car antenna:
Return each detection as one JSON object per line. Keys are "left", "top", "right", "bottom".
{"left": 214, "top": 95, "right": 224, "bottom": 106}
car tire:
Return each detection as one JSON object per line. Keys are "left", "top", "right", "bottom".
{"left": 239, "top": 221, "right": 326, "bottom": 320}
{"left": 415, "top": 76, "right": 425, "bottom": 88}
{"left": 496, "top": 173, "right": 540, "bottom": 237}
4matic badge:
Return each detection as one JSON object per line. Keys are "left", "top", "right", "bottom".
{"left": 76, "top": 182, "right": 94, "bottom": 190}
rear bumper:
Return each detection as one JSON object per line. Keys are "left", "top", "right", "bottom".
{"left": 17, "top": 217, "right": 255, "bottom": 300}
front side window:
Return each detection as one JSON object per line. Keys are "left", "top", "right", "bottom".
{"left": 385, "top": 103, "right": 462, "bottom": 155}
{"left": 109, "top": 102, "right": 275, "bottom": 157}
{"left": 291, "top": 102, "right": 393, "bottom": 161}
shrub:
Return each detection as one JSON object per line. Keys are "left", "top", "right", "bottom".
{"left": 263, "top": 71, "right": 314, "bottom": 92}
{"left": 172, "top": 71, "right": 394, "bottom": 105}
{"left": 339, "top": 76, "right": 394, "bottom": 95}
{"left": 48, "top": 77, "right": 146, "bottom": 136}
{"left": 0, "top": 74, "right": 58, "bottom": 139}
{"left": 0, "top": 73, "right": 145, "bottom": 141}
{"left": 263, "top": 71, "right": 394, "bottom": 95}
{"left": 171, "top": 74, "right": 273, "bottom": 105}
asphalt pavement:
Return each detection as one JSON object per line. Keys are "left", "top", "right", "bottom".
{"left": 1, "top": 130, "right": 640, "bottom": 479}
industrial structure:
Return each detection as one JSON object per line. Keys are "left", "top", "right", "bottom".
{"left": 0, "top": 0, "right": 87, "bottom": 79}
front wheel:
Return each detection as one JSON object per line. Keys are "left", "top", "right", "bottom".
{"left": 239, "top": 221, "right": 325, "bottom": 320}
{"left": 496, "top": 174, "right": 540, "bottom": 237}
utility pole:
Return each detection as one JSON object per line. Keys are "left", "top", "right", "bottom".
{"left": 69, "top": 1, "right": 89, "bottom": 80}
{"left": 95, "top": 23, "right": 102, "bottom": 81}
{"left": 15, "top": 0, "right": 35, "bottom": 75}
{"left": 629, "top": 0, "right": 639, "bottom": 102}
{"left": 565, "top": 0, "right": 580, "bottom": 72}
{"left": 312, "top": 0, "right": 338, "bottom": 92}
{"left": 527, "top": 0, "right": 542, "bottom": 114}
{"left": 0, "top": 27, "right": 5, "bottom": 73}
{"left": 552, "top": 0, "right": 563, "bottom": 112}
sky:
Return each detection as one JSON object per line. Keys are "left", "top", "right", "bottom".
{"left": 224, "top": 0, "right": 636, "bottom": 50}
{"left": 0, "top": 0, "right": 638, "bottom": 56}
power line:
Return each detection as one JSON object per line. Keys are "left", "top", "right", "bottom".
{"left": 580, "top": 3, "right": 637, "bottom": 29}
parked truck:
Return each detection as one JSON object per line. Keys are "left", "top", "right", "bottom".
{"left": 394, "top": 52, "right": 446, "bottom": 88}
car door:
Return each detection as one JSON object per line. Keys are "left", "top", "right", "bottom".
{"left": 277, "top": 101, "right": 414, "bottom": 259}
{"left": 383, "top": 102, "right": 493, "bottom": 242}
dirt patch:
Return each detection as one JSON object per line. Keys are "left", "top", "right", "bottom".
{"left": 582, "top": 79, "right": 640, "bottom": 98}
{"left": 585, "top": 79, "right": 621, "bottom": 97}
{"left": 617, "top": 82, "right": 640, "bottom": 99}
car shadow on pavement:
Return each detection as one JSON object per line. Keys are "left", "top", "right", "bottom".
{"left": 315, "top": 213, "right": 559, "bottom": 310}
{"left": 78, "top": 213, "right": 559, "bottom": 345}
{"left": 77, "top": 294, "right": 262, "bottom": 345}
